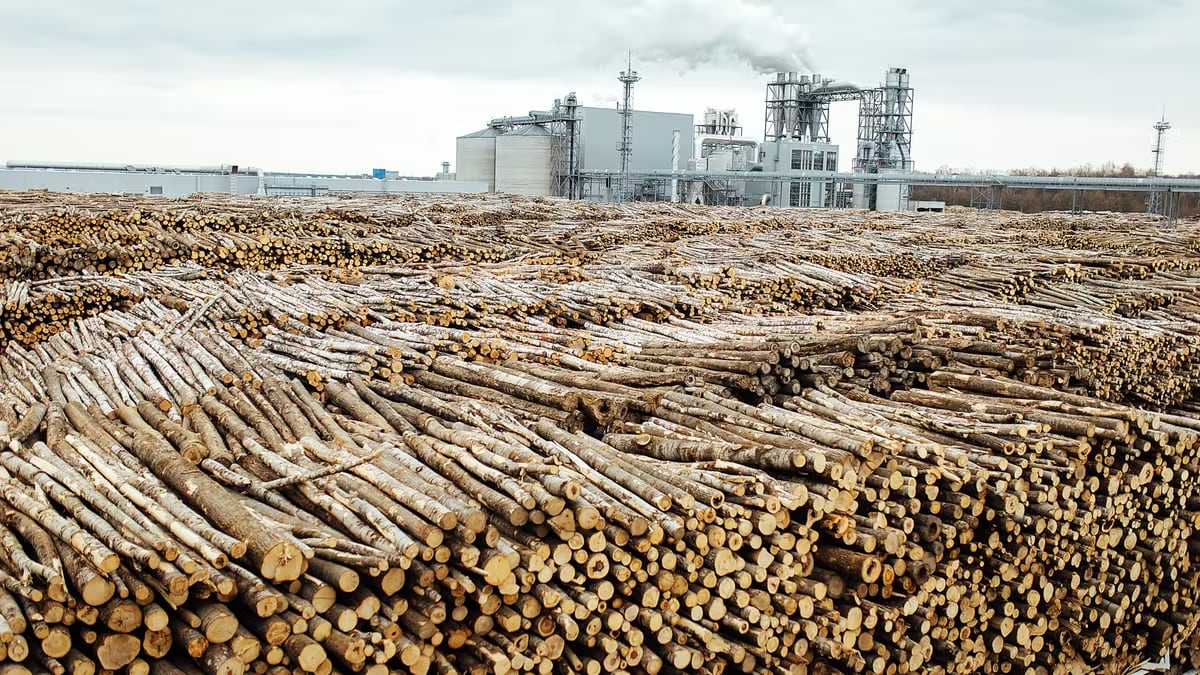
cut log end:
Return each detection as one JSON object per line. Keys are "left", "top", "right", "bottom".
{"left": 861, "top": 557, "right": 883, "bottom": 585}
{"left": 95, "top": 634, "right": 140, "bottom": 671}
{"left": 259, "top": 542, "right": 306, "bottom": 583}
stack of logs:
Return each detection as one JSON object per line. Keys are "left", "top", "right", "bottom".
{"left": 0, "top": 307, "right": 1197, "bottom": 675}
{"left": 0, "top": 192, "right": 1198, "bottom": 675}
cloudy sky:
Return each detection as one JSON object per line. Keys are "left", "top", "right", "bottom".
{"left": 0, "top": 0, "right": 1194, "bottom": 176}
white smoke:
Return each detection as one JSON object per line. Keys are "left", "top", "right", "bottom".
{"left": 588, "top": 0, "right": 814, "bottom": 74}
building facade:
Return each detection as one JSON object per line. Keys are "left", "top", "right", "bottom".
{"left": 0, "top": 164, "right": 485, "bottom": 198}
{"left": 759, "top": 140, "right": 840, "bottom": 208}
{"left": 576, "top": 107, "right": 694, "bottom": 174}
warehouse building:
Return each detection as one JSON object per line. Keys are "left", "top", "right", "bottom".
{"left": 575, "top": 107, "right": 694, "bottom": 174}
{"left": 0, "top": 161, "right": 486, "bottom": 198}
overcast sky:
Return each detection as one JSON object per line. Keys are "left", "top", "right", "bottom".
{"left": 0, "top": 0, "right": 1195, "bottom": 176}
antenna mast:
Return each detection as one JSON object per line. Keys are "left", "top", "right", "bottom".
{"left": 1149, "top": 113, "right": 1172, "bottom": 215}
{"left": 617, "top": 53, "right": 641, "bottom": 202}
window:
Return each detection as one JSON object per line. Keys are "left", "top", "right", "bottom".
{"left": 800, "top": 182, "right": 812, "bottom": 206}
{"left": 789, "top": 182, "right": 802, "bottom": 206}
{"left": 790, "top": 149, "right": 812, "bottom": 171}
{"left": 813, "top": 151, "right": 824, "bottom": 172}
{"left": 826, "top": 153, "right": 838, "bottom": 171}
{"left": 149, "top": 186, "right": 163, "bottom": 195}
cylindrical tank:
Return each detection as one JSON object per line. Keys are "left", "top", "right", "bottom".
{"left": 495, "top": 125, "right": 554, "bottom": 197}
{"left": 455, "top": 128, "right": 499, "bottom": 192}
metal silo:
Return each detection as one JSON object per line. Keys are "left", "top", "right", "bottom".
{"left": 495, "top": 125, "right": 554, "bottom": 197}
{"left": 456, "top": 128, "right": 499, "bottom": 192}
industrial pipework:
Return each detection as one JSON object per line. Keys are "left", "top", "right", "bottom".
{"left": 5, "top": 161, "right": 260, "bottom": 175}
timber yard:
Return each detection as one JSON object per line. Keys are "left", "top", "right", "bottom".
{"left": 1, "top": 28, "right": 1199, "bottom": 675}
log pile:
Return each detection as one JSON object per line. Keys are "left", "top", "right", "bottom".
{"left": 0, "top": 191, "right": 1198, "bottom": 674}
{"left": 0, "top": 279, "right": 143, "bottom": 348}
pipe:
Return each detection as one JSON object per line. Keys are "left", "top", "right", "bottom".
{"left": 5, "top": 161, "right": 260, "bottom": 175}
{"left": 812, "top": 81, "right": 861, "bottom": 93}
{"left": 671, "top": 130, "right": 681, "bottom": 203}
{"left": 578, "top": 169, "right": 1200, "bottom": 192}
{"left": 696, "top": 136, "right": 758, "bottom": 150}
{"left": 487, "top": 111, "right": 573, "bottom": 128}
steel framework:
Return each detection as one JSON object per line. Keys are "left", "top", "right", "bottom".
{"left": 616, "top": 55, "right": 641, "bottom": 202}
{"left": 1148, "top": 116, "right": 1172, "bottom": 215}
{"left": 852, "top": 68, "right": 915, "bottom": 209}
{"left": 764, "top": 73, "right": 861, "bottom": 143}
{"left": 763, "top": 68, "right": 915, "bottom": 210}
{"left": 858, "top": 68, "right": 914, "bottom": 171}
{"left": 578, "top": 168, "right": 1197, "bottom": 222}
{"left": 487, "top": 93, "right": 580, "bottom": 199}
{"left": 578, "top": 169, "right": 1200, "bottom": 192}
{"left": 763, "top": 68, "right": 914, "bottom": 170}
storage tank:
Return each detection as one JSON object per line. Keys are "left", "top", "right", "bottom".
{"left": 495, "top": 125, "right": 554, "bottom": 197}
{"left": 456, "top": 128, "right": 499, "bottom": 192}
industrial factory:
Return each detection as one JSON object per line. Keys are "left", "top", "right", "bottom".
{"left": 1, "top": 60, "right": 1193, "bottom": 218}
{"left": 455, "top": 65, "right": 917, "bottom": 211}
{"left": 0, "top": 62, "right": 919, "bottom": 211}
{"left": 448, "top": 63, "right": 1193, "bottom": 219}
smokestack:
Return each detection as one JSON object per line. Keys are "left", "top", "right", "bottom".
{"left": 671, "top": 130, "right": 681, "bottom": 203}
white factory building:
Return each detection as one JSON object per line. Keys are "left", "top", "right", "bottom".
{"left": 457, "top": 102, "right": 694, "bottom": 201}
{"left": 0, "top": 162, "right": 486, "bottom": 199}
{"left": 575, "top": 107, "right": 694, "bottom": 174}
{"left": 758, "top": 140, "right": 842, "bottom": 208}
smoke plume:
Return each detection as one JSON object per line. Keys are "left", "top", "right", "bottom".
{"left": 591, "top": 0, "right": 814, "bottom": 74}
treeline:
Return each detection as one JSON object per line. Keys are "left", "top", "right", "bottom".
{"left": 910, "top": 163, "right": 1200, "bottom": 217}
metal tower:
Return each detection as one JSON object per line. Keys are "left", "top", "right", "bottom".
{"left": 763, "top": 72, "right": 858, "bottom": 143}
{"left": 486, "top": 93, "right": 579, "bottom": 199}
{"left": 550, "top": 93, "right": 580, "bottom": 199}
{"left": 1152, "top": 117, "right": 1172, "bottom": 176}
{"left": 850, "top": 68, "right": 914, "bottom": 210}
{"left": 1148, "top": 115, "right": 1172, "bottom": 215}
{"left": 617, "top": 54, "right": 640, "bottom": 200}
{"left": 855, "top": 68, "right": 914, "bottom": 172}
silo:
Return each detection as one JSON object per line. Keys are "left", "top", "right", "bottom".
{"left": 456, "top": 128, "right": 499, "bottom": 192}
{"left": 495, "top": 125, "right": 554, "bottom": 197}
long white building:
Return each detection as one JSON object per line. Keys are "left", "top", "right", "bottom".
{"left": 0, "top": 161, "right": 486, "bottom": 198}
